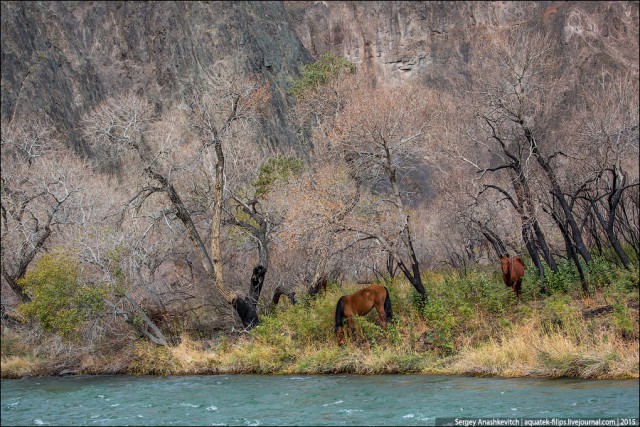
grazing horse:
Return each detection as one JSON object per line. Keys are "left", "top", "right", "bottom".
{"left": 334, "top": 284, "right": 393, "bottom": 345}
{"left": 501, "top": 255, "right": 525, "bottom": 301}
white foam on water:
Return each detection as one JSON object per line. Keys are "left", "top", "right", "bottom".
{"left": 511, "top": 408, "right": 518, "bottom": 411}
{"left": 418, "top": 415, "right": 435, "bottom": 423}
{"left": 33, "top": 419, "right": 50, "bottom": 425}
{"left": 241, "top": 417, "right": 260, "bottom": 426}
{"left": 110, "top": 404, "right": 119, "bottom": 407}
{"left": 338, "top": 409, "right": 363, "bottom": 414}
{"left": 179, "top": 403, "right": 200, "bottom": 408}
{"left": 403, "top": 413, "right": 431, "bottom": 422}
{"left": 322, "top": 399, "right": 344, "bottom": 407}
{"left": 206, "top": 405, "right": 218, "bottom": 412}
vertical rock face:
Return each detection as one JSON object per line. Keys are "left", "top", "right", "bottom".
{"left": 1, "top": 1, "right": 313, "bottom": 151}
{"left": 2, "top": 1, "right": 637, "bottom": 152}
{"left": 285, "top": 1, "right": 639, "bottom": 90}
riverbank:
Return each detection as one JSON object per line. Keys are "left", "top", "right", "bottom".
{"left": 2, "top": 265, "right": 638, "bottom": 380}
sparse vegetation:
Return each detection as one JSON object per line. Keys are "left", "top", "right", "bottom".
{"left": 2, "top": 258, "right": 637, "bottom": 379}
{"left": 289, "top": 51, "right": 356, "bottom": 98}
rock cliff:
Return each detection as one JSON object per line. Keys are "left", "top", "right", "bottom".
{"left": 2, "top": 1, "right": 638, "bottom": 153}
{"left": 1, "top": 1, "right": 312, "bottom": 151}
{"left": 285, "top": 1, "right": 639, "bottom": 91}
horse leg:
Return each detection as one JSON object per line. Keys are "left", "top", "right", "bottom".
{"left": 515, "top": 279, "right": 522, "bottom": 303}
{"left": 347, "top": 316, "right": 355, "bottom": 342}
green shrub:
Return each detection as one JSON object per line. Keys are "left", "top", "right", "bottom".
{"left": 587, "top": 256, "right": 638, "bottom": 293}
{"left": 612, "top": 302, "right": 637, "bottom": 340}
{"left": 253, "top": 155, "right": 303, "bottom": 198}
{"left": 18, "top": 251, "right": 106, "bottom": 339}
{"left": 544, "top": 258, "right": 581, "bottom": 295}
{"left": 541, "top": 294, "right": 580, "bottom": 338}
{"left": 289, "top": 51, "right": 356, "bottom": 97}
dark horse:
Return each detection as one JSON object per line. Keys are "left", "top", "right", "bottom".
{"left": 334, "top": 284, "right": 393, "bottom": 345}
{"left": 501, "top": 255, "right": 525, "bottom": 301}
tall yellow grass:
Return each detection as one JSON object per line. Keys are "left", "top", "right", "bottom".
{"left": 450, "top": 318, "right": 639, "bottom": 378}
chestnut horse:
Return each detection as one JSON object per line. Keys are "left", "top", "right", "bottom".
{"left": 501, "top": 255, "right": 525, "bottom": 301}
{"left": 334, "top": 284, "right": 393, "bottom": 345}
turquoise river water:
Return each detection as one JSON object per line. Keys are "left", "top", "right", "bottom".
{"left": 1, "top": 374, "right": 638, "bottom": 426}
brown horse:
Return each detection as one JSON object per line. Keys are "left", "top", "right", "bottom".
{"left": 334, "top": 284, "right": 393, "bottom": 345}
{"left": 501, "top": 255, "right": 525, "bottom": 301}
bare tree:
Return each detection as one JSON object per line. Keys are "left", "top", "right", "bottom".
{"left": 458, "top": 27, "right": 579, "bottom": 293}
{"left": 82, "top": 71, "right": 273, "bottom": 330}
{"left": 303, "top": 79, "right": 439, "bottom": 304}
{"left": 575, "top": 72, "right": 640, "bottom": 269}
{"left": 1, "top": 119, "right": 85, "bottom": 303}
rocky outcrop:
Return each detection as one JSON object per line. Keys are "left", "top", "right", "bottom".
{"left": 285, "top": 1, "right": 639, "bottom": 90}
{"left": 2, "top": 1, "right": 637, "bottom": 153}
{"left": 1, "top": 1, "right": 313, "bottom": 151}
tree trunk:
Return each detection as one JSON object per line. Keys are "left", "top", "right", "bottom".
{"left": 480, "top": 227, "right": 508, "bottom": 258}
{"left": 533, "top": 219, "right": 558, "bottom": 272}
{"left": 405, "top": 219, "right": 428, "bottom": 305}
{"left": 1, "top": 265, "right": 31, "bottom": 303}
{"left": 589, "top": 167, "right": 631, "bottom": 269}
{"left": 386, "top": 252, "right": 398, "bottom": 279}
{"left": 548, "top": 207, "right": 589, "bottom": 294}
{"left": 105, "top": 296, "right": 169, "bottom": 346}
{"left": 232, "top": 264, "right": 266, "bottom": 329}
{"left": 145, "top": 165, "right": 267, "bottom": 329}
{"left": 523, "top": 224, "right": 547, "bottom": 295}
{"left": 526, "top": 127, "right": 592, "bottom": 264}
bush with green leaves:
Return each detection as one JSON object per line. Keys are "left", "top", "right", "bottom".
{"left": 587, "top": 255, "right": 639, "bottom": 292}
{"left": 18, "top": 251, "right": 107, "bottom": 339}
{"left": 253, "top": 155, "right": 303, "bottom": 198}
{"left": 545, "top": 258, "right": 581, "bottom": 295}
{"left": 289, "top": 51, "right": 356, "bottom": 98}
{"left": 541, "top": 294, "right": 581, "bottom": 339}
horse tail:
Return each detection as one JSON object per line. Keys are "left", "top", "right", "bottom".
{"left": 383, "top": 287, "right": 393, "bottom": 321}
{"left": 334, "top": 296, "right": 346, "bottom": 335}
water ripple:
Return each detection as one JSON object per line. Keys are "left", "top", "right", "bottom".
{"left": 1, "top": 375, "right": 637, "bottom": 426}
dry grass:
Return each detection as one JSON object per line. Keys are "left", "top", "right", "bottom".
{"left": 0, "top": 356, "right": 37, "bottom": 379}
{"left": 2, "top": 263, "right": 638, "bottom": 379}
{"left": 449, "top": 318, "right": 639, "bottom": 378}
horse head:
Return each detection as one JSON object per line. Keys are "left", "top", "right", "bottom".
{"left": 500, "top": 256, "right": 511, "bottom": 276}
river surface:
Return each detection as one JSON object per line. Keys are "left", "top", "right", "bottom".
{"left": 1, "top": 374, "right": 638, "bottom": 426}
